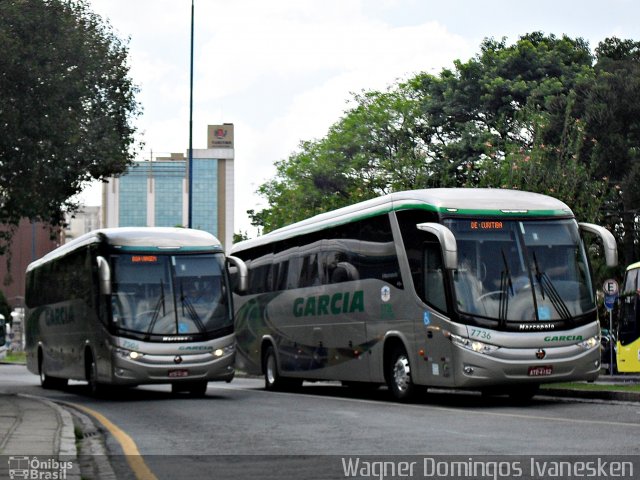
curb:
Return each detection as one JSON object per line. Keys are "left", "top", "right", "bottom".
{"left": 20, "top": 394, "right": 79, "bottom": 459}
{"left": 542, "top": 388, "right": 640, "bottom": 402}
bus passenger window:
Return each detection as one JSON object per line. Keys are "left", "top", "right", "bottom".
{"left": 423, "top": 242, "right": 447, "bottom": 313}
{"left": 330, "top": 262, "right": 360, "bottom": 283}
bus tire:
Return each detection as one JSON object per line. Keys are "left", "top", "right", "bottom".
{"left": 38, "top": 351, "right": 67, "bottom": 390}
{"left": 263, "top": 345, "right": 301, "bottom": 391}
{"left": 264, "top": 346, "right": 282, "bottom": 391}
{"left": 86, "top": 351, "right": 106, "bottom": 397}
{"left": 188, "top": 381, "right": 208, "bottom": 397}
{"left": 386, "top": 345, "right": 417, "bottom": 402}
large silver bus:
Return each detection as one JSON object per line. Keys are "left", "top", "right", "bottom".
{"left": 231, "top": 189, "right": 617, "bottom": 401}
{"left": 25, "top": 227, "right": 247, "bottom": 396}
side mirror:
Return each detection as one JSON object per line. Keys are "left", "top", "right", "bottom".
{"left": 416, "top": 223, "right": 458, "bottom": 270}
{"left": 227, "top": 256, "right": 248, "bottom": 293}
{"left": 96, "top": 256, "right": 112, "bottom": 295}
{"left": 579, "top": 222, "right": 618, "bottom": 268}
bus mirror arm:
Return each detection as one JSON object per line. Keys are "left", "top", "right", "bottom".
{"left": 416, "top": 223, "right": 458, "bottom": 270}
{"left": 96, "top": 256, "right": 112, "bottom": 295}
{"left": 578, "top": 222, "right": 618, "bottom": 268}
{"left": 228, "top": 256, "right": 248, "bottom": 293}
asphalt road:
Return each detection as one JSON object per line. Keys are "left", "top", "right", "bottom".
{"left": 2, "top": 364, "right": 639, "bottom": 479}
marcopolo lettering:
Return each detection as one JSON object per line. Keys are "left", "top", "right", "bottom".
{"left": 293, "top": 290, "right": 365, "bottom": 317}
{"left": 544, "top": 335, "right": 584, "bottom": 342}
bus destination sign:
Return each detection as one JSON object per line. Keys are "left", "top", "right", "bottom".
{"left": 470, "top": 220, "right": 504, "bottom": 230}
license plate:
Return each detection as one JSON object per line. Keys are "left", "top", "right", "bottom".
{"left": 528, "top": 365, "right": 553, "bottom": 377}
{"left": 168, "top": 369, "right": 189, "bottom": 378}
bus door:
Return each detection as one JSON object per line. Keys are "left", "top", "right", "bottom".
{"left": 618, "top": 266, "right": 640, "bottom": 372}
{"left": 415, "top": 239, "right": 455, "bottom": 386}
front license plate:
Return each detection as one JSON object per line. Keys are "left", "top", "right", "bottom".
{"left": 528, "top": 365, "right": 553, "bottom": 377}
{"left": 168, "top": 369, "right": 189, "bottom": 378}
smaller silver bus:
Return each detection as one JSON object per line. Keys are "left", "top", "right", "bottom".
{"left": 25, "top": 227, "right": 247, "bottom": 396}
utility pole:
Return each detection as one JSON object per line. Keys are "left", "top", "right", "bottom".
{"left": 188, "top": 0, "right": 195, "bottom": 228}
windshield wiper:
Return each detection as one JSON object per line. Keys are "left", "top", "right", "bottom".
{"left": 146, "top": 281, "right": 166, "bottom": 336}
{"left": 179, "top": 282, "right": 206, "bottom": 333}
{"left": 498, "top": 249, "right": 513, "bottom": 327}
{"left": 532, "top": 253, "right": 571, "bottom": 321}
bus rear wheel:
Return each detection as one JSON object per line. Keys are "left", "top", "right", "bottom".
{"left": 386, "top": 345, "right": 419, "bottom": 402}
{"left": 38, "top": 350, "right": 67, "bottom": 390}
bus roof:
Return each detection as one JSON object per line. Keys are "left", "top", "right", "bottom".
{"left": 232, "top": 188, "right": 574, "bottom": 254}
{"left": 27, "top": 227, "right": 222, "bottom": 272}
{"left": 626, "top": 261, "right": 640, "bottom": 271}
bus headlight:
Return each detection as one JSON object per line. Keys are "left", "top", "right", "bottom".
{"left": 578, "top": 335, "right": 599, "bottom": 350}
{"left": 214, "top": 344, "right": 235, "bottom": 358}
{"left": 115, "top": 348, "right": 145, "bottom": 360}
{"left": 448, "top": 333, "right": 499, "bottom": 354}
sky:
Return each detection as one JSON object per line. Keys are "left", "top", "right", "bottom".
{"left": 84, "top": 0, "right": 640, "bottom": 235}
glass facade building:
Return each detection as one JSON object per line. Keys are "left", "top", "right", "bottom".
{"left": 103, "top": 125, "right": 235, "bottom": 251}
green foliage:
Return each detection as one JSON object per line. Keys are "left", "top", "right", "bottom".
{"left": 0, "top": 0, "right": 142, "bottom": 252}
{"left": 581, "top": 38, "right": 640, "bottom": 267}
{"left": 233, "top": 231, "right": 250, "bottom": 243}
{"left": 250, "top": 32, "right": 640, "bottom": 284}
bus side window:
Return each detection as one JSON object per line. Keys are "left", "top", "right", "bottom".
{"left": 299, "top": 254, "right": 321, "bottom": 288}
{"left": 423, "top": 241, "right": 447, "bottom": 313}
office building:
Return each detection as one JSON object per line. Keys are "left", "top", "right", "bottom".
{"left": 102, "top": 124, "right": 235, "bottom": 250}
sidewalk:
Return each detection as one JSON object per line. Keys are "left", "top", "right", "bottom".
{"left": 0, "top": 393, "right": 80, "bottom": 479}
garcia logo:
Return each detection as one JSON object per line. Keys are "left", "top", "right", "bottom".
{"left": 293, "top": 290, "right": 364, "bottom": 317}
{"left": 544, "top": 335, "right": 583, "bottom": 342}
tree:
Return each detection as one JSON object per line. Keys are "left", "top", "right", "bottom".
{"left": 0, "top": 0, "right": 141, "bottom": 252}
{"left": 252, "top": 33, "right": 601, "bottom": 231}
{"left": 580, "top": 38, "right": 640, "bottom": 267}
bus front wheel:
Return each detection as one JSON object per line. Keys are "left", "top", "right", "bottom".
{"left": 386, "top": 345, "right": 419, "bottom": 402}
{"left": 86, "top": 351, "right": 106, "bottom": 397}
{"left": 263, "top": 345, "right": 301, "bottom": 391}
{"left": 264, "top": 346, "right": 282, "bottom": 391}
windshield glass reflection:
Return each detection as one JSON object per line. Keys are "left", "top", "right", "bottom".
{"left": 444, "top": 219, "right": 594, "bottom": 323}
{"left": 110, "top": 253, "right": 230, "bottom": 337}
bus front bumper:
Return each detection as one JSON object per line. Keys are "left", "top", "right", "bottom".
{"left": 107, "top": 342, "right": 236, "bottom": 386}
{"left": 450, "top": 342, "right": 601, "bottom": 388}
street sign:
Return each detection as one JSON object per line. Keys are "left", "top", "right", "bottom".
{"left": 604, "top": 294, "right": 617, "bottom": 311}
{"left": 603, "top": 278, "right": 619, "bottom": 296}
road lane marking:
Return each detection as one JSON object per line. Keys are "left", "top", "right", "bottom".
{"left": 68, "top": 402, "right": 158, "bottom": 480}
{"left": 211, "top": 382, "right": 640, "bottom": 429}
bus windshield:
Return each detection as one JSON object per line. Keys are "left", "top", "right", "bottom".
{"left": 444, "top": 218, "right": 594, "bottom": 323}
{"left": 110, "top": 253, "right": 231, "bottom": 338}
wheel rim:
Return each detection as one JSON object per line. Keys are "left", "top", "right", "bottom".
{"left": 266, "top": 353, "right": 276, "bottom": 386}
{"left": 39, "top": 355, "right": 46, "bottom": 385}
{"left": 392, "top": 355, "right": 411, "bottom": 393}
